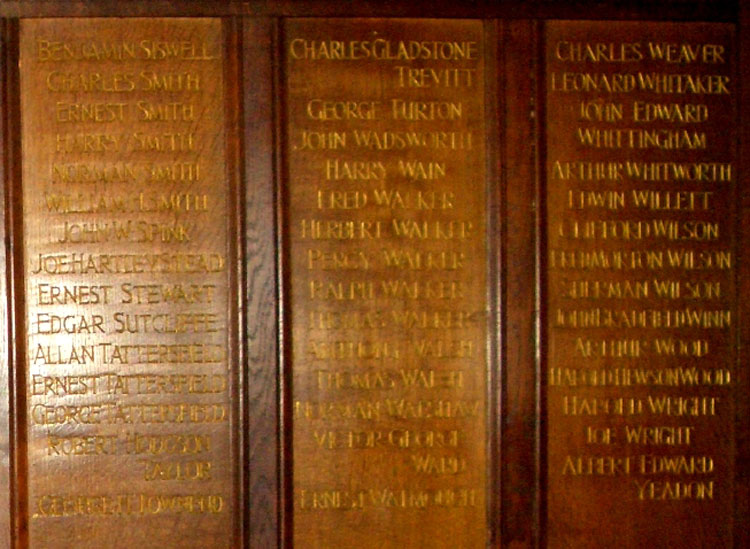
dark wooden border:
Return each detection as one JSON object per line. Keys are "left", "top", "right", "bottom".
{"left": 737, "top": 4, "right": 749, "bottom": 549}
{"left": 224, "top": 16, "right": 245, "bottom": 549}
{"left": 0, "top": 3, "right": 742, "bottom": 548}
{"left": 533, "top": 20, "right": 547, "bottom": 549}
{"left": 242, "top": 16, "right": 281, "bottom": 549}
{"left": 0, "top": 18, "right": 11, "bottom": 549}
{"left": 274, "top": 18, "right": 292, "bottom": 549}
{"left": 483, "top": 19, "right": 501, "bottom": 547}
{"left": 0, "top": 1, "right": 737, "bottom": 21}
{"left": 2, "top": 18, "right": 23, "bottom": 549}
{"left": 497, "top": 18, "right": 541, "bottom": 549}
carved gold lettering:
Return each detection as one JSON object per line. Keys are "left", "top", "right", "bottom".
{"left": 562, "top": 455, "right": 631, "bottom": 475}
{"left": 557, "top": 219, "right": 719, "bottom": 240}
{"left": 391, "top": 99, "right": 462, "bottom": 120}
{"left": 635, "top": 480, "right": 714, "bottom": 500}
{"left": 548, "top": 366, "right": 730, "bottom": 387}
{"left": 549, "top": 248, "right": 732, "bottom": 270}
{"left": 125, "top": 433, "right": 211, "bottom": 455}
{"left": 56, "top": 102, "right": 127, "bottom": 123}
{"left": 35, "top": 313, "right": 104, "bottom": 334}
{"left": 31, "top": 253, "right": 225, "bottom": 275}
{"left": 316, "top": 189, "right": 367, "bottom": 210}
{"left": 46, "top": 71, "right": 136, "bottom": 93}
{"left": 142, "top": 460, "right": 212, "bottom": 481}
{"left": 138, "top": 71, "right": 201, "bottom": 92}
{"left": 46, "top": 435, "right": 118, "bottom": 456}
{"left": 632, "top": 101, "right": 708, "bottom": 122}
{"left": 112, "top": 312, "right": 219, "bottom": 334}
{"left": 295, "top": 130, "right": 347, "bottom": 150}
{"left": 550, "top": 71, "right": 730, "bottom": 94}
{"left": 554, "top": 308, "right": 731, "bottom": 329}
{"left": 555, "top": 41, "right": 643, "bottom": 62}
{"left": 138, "top": 40, "right": 214, "bottom": 60}
{"left": 288, "top": 39, "right": 478, "bottom": 61}
{"left": 55, "top": 133, "right": 119, "bottom": 153}
{"left": 34, "top": 493, "right": 224, "bottom": 517}
{"left": 324, "top": 159, "right": 385, "bottom": 180}
{"left": 646, "top": 42, "right": 725, "bottom": 64}
{"left": 31, "top": 402, "right": 228, "bottom": 426}
{"left": 624, "top": 425, "right": 694, "bottom": 445}
{"left": 307, "top": 249, "right": 371, "bottom": 270}
{"left": 395, "top": 66, "right": 476, "bottom": 88}
{"left": 36, "top": 283, "right": 112, "bottom": 305}
{"left": 351, "top": 129, "right": 472, "bottom": 150}
{"left": 306, "top": 100, "right": 378, "bottom": 120}
{"left": 51, "top": 162, "right": 137, "bottom": 184}
{"left": 136, "top": 101, "right": 195, "bottom": 122}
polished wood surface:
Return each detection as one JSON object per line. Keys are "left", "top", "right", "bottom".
{"left": 0, "top": 2, "right": 741, "bottom": 548}
{"left": 0, "top": 19, "right": 16, "bottom": 549}
{"left": 283, "top": 18, "right": 489, "bottom": 547}
{"left": 736, "top": 5, "right": 750, "bottom": 549}
{"left": 499, "top": 19, "right": 541, "bottom": 549}
{"left": 544, "top": 20, "right": 738, "bottom": 548}
{"left": 240, "top": 17, "right": 281, "bottom": 549}
{"left": 19, "top": 18, "right": 236, "bottom": 548}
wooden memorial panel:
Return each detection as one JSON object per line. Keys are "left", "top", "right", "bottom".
{"left": 284, "top": 18, "right": 489, "bottom": 547}
{"left": 19, "top": 18, "right": 237, "bottom": 548}
{"left": 545, "top": 21, "right": 737, "bottom": 548}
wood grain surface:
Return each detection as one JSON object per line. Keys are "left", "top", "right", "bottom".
{"left": 545, "top": 20, "right": 738, "bottom": 549}
{"left": 19, "top": 18, "right": 236, "bottom": 548}
{"left": 0, "top": 3, "right": 741, "bottom": 548}
{"left": 241, "top": 16, "right": 281, "bottom": 549}
{"left": 283, "top": 18, "right": 489, "bottom": 548}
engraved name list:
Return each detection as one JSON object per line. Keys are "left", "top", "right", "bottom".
{"left": 20, "top": 18, "right": 234, "bottom": 548}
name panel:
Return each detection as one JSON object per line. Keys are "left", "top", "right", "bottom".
{"left": 545, "top": 21, "right": 737, "bottom": 547}
{"left": 20, "top": 18, "right": 235, "bottom": 547}
{"left": 284, "top": 18, "right": 488, "bottom": 547}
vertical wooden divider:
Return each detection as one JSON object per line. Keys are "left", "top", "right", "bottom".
{"left": 737, "top": 5, "right": 750, "bottom": 549}
{"left": 483, "top": 17, "right": 501, "bottom": 549}
{"left": 0, "top": 6, "right": 741, "bottom": 549}
{"left": 4, "top": 18, "right": 23, "bottom": 549}
{"left": 241, "top": 16, "right": 281, "bottom": 549}
{"left": 0, "top": 17, "right": 16, "bottom": 549}
{"left": 500, "top": 18, "right": 542, "bottom": 549}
